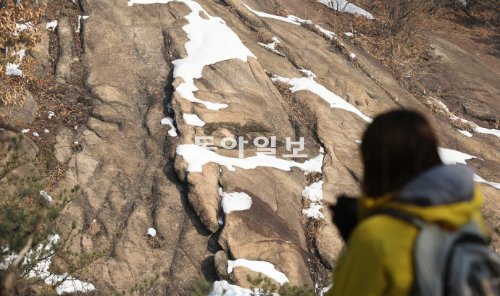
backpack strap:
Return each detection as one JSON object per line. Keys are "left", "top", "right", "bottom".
{"left": 373, "top": 208, "right": 426, "bottom": 229}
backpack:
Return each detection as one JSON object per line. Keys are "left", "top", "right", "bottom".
{"left": 381, "top": 210, "right": 500, "bottom": 296}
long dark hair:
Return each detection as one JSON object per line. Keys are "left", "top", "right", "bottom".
{"left": 361, "top": 110, "right": 443, "bottom": 198}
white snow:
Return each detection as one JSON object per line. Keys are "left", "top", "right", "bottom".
{"left": 6, "top": 63, "right": 23, "bottom": 76}
{"left": 32, "top": 132, "right": 39, "bottom": 137}
{"left": 300, "top": 148, "right": 325, "bottom": 174}
{"left": 472, "top": 125, "right": 500, "bottom": 138}
{"left": 46, "top": 20, "right": 58, "bottom": 31}
{"left": 302, "top": 181, "right": 325, "bottom": 219}
{"left": 449, "top": 113, "right": 500, "bottom": 138}
{"left": 349, "top": 52, "right": 356, "bottom": 59}
{"left": 183, "top": 113, "right": 206, "bottom": 127}
{"left": 16, "top": 49, "right": 26, "bottom": 60}
{"left": 76, "top": 15, "right": 89, "bottom": 33}
{"left": 21, "top": 129, "right": 30, "bottom": 134}
{"left": 438, "top": 147, "right": 476, "bottom": 165}
{"left": 6, "top": 49, "right": 27, "bottom": 76}
{"left": 48, "top": 111, "right": 55, "bottom": 119}
{"left": 55, "top": 278, "right": 95, "bottom": 295}
{"left": 177, "top": 144, "right": 323, "bottom": 174}
{"left": 315, "top": 25, "right": 336, "bottom": 40}
{"left": 302, "top": 181, "right": 323, "bottom": 202}
{"left": 438, "top": 148, "right": 500, "bottom": 190}
{"left": 243, "top": 3, "right": 301, "bottom": 25}
{"left": 219, "top": 188, "right": 252, "bottom": 214}
{"left": 147, "top": 228, "right": 157, "bottom": 237}
{"left": 40, "top": 191, "right": 53, "bottom": 202}
{"left": 320, "top": 284, "right": 333, "bottom": 296}
{"left": 318, "top": 0, "right": 374, "bottom": 19}
{"left": 209, "top": 281, "right": 253, "bottom": 296}
{"left": 130, "top": 0, "right": 254, "bottom": 111}
{"left": 258, "top": 37, "right": 284, "bottom": 56}
{"left": 303, "top": 203, "right": 324, "bottom": 219}
{"left": 227, "top": 259, "right": 289, "bottom": 285}
{"left": 429, "top": 97, "right": 500, "bottom": 138}
{"left": 344, "top": 32, "right": 354, "bottom": 37}
{"left": 299, "top": 69, "right": 317, "bottom": 79}
{"left": 44, "top": 129, "right": 50, "bottom": 134}
{"left": 128, "top": 0, "right": 171, "bottom": 4}
{"left": 272, "top": 74, "right": 372, "bottom": 122}
{"left": 24, "top": 235, "right": 96, "bottom": 295}
{"left": 458, "top": 130, "right": 472, "bottom": 137}
{"left": 160, "top": 117, "right": 178, "bottom": 137}
{"left": 0, "top": 251, "right": 17, "bottom": 270}
{"left": 15, "top": 22, "right": 33, "bottom": 35}
{"left": 244, "top": 1, "right": 336, "bottom": 41}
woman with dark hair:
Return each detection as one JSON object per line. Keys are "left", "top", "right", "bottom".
{"left": 327, "top": 109, "right": 490, "bottom": 296}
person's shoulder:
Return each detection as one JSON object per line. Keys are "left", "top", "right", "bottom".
{"left": 352, "top": 214, "right": 415, "bottom": 241}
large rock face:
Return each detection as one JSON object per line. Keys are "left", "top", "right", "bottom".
{"left": 48, "top": 0, "right": 499, "bottom": 294}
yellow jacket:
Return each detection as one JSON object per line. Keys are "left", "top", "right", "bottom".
{"left": 328, "top": 165, "right": 488, "bottom": 296}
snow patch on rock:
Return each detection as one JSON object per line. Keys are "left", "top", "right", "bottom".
{"left": 227, "top": 259, "right": 289, "bottom": 285}
{"left": 177, "top": 144, "right": 324, "bottom": 174}
{"left": 183, "top": 113, "right": 206, "bottom": 127}
{"left": 209, "top": 280, "right": 253, "bottom": 296}
{"left": 219, "top": 189, "right": 252, "bottom": 214}
{"left": 244, "top": 2, "right": 336, "bottom": 40}
{"left": 23, "top": 235, "right": 96, "bottom": 295}
{"left": 318, "top": 0, "right": 374, "bottom": 19}
{"left": 438, "top": 148, "right": 500, "bottom": 189}
{"left": 76, "top": 15, "right": 89, "bottom": 33}
{"left": 272, "top": 74, "right": 372, "bottom": 122}
{"left": 258, "top": 37, "right": 285, "bottom": 56}
{"left": 160, "top": 117, "right": 178, "bottom": 137}
{"left": 46, "top": 20, "right": 58, "bottom": 31}
{"left": 6, "top": 63, "right": 23, "bottom": 76}
{"left": 302, "top": 181, "right": 323, "bottom": 202}
{"left": 429, "top": 97, "right": 499, "bottom": 138}
{"left": 303, "top": 203, "right": 324, "bottom": 219}
{"left": 129, "top": 0, "right": 255, "bottom": 110}
{"left": 147, "top": 228, "right": 157, "bottom": 237}
{"left": 302, "top": 181, "right": 325, "bottom": 219}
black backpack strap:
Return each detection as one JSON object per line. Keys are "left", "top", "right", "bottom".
{"left": 372, "top": 208, "right": 426, "bottom": 229}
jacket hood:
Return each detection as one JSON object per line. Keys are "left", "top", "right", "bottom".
{"left": 360, "top": 165, "right": 485, "bottom": 229}
{"left": 397, "top": 164, "right": 474, "bottom": 206}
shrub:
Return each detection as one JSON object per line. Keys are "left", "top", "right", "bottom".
{"left": 0, "top": 134, "right": 75, "bottom": 294}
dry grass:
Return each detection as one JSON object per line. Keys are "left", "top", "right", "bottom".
{"left": 146, "top": 234, "right": 165, "bottom": 249}
{"left": 256, "top": 29, "right": 274, "bottom": 44}
{"left": 451, "top": 117, "right": 475, "bottom": 132}
{"left": 0, "top": 2, "right": 45, "bottom": 106}
{"left": 270, "top": 0, "right": 288, "bottom": 16}
{"left": 1, "top": 0, "right": 91, "bottom": 191}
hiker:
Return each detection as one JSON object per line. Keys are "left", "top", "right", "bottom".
{"left": 328, "top": 109, "right": 500, "bottom": 296}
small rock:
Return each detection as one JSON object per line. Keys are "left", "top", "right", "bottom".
{"left": 214, "top": 251, "right": 229, "bottom": 279}
{"left": 461, "top": 99, "right": 498, "bottom": 122}
{"left": 8, "top": 91, "right": 38, "bottom": 125}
